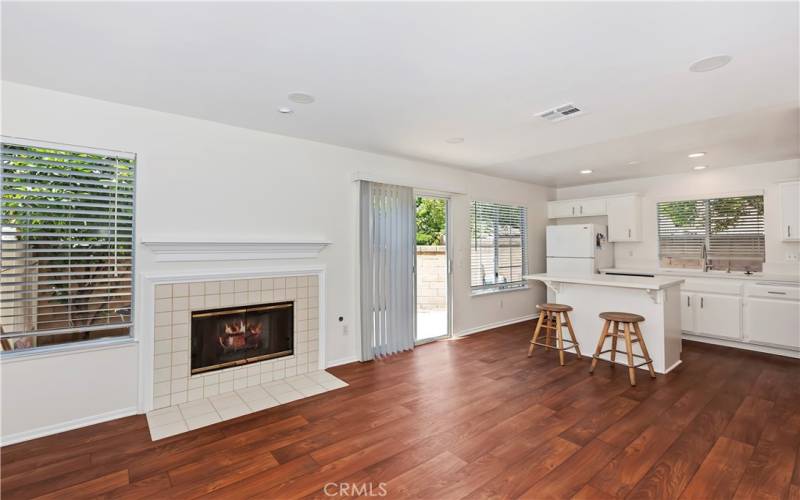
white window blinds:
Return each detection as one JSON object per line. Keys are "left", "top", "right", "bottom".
{"left": 658, "top": 195, "right": 764, "bottom": 269}
{"left": 1, "top": 139, "right": 135, "bottom": 352}
{"left": 470, "top": 201, "right": 528, "bottom": 292}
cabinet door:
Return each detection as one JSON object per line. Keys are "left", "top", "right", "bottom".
{"left": 780, "top": 181, "right": 800, "bottom": 241}
{"left": 577, "top": 198, "right": 606, "bottom": 217}
{"left": 694, "top": 293, "right": 741, "bottom": 339}
{"left": 680, "top": 292, "right": 695, "bottom": 332}
{"left": 744, "top": 298, "right": 800, "bottom": 348}
{"left": 607, "top": 196, "right": 641, "bottom": 242}
{"left": 548, "top": 200, "right": 575, "bottom": 219}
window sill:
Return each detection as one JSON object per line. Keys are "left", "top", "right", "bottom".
{"left": 471, "top": 285, "right": 530, "bottom": 297}
{"left": 0, "top": 336, "right": 138, "bottom": 364}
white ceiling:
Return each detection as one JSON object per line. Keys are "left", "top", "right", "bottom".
{"left": 2, "top": 1, "right": 798, "bottom": 187}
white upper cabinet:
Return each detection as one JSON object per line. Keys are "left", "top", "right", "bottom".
{"left": 779, "top": 181, "right": 800, "bottom": 241}
{"left": 578, "top": 198, "right": 606, "bottom": 217}
{"left": 606, "top": 195, "right": 642, "bottom": 242}
{"left": 547, "top": 200, "right": 577, "bottom": 219}
{"left": 547, "top": 197, "right": 607, "bottom": 218}
{"left": 548, "top": 194, "right": 641, "bottom": 242}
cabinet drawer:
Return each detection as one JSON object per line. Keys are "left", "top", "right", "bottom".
{"left": 682, "top": 278, "right": 744, "bottom": 295}
{"left": 745, "top": 283, "right": 800, "bottom": 300}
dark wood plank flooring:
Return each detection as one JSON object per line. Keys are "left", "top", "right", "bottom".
{"left": 2, "top": 320, "right": 799, "bottom": 499}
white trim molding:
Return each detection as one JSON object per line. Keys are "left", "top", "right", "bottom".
{"left": 141, "top": 238, "right": 331, "bottom": 262}
{"left": 455, "top": 313, "right": 538, "bottom": 337}
{"left": 1, "top": 406, "right": 137, "bottom": 446}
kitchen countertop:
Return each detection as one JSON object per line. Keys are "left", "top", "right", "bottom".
{"left": 599, "top": 267, "right": 800, "bottom": 283}
{"left": 524, "top": 273, "right": 684, "bottom": 291}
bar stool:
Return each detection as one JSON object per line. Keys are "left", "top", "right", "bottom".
{"left": 589, "top": 312, "right": 655, "bottom": 386}
{"left": 527, "top": 303, "right": 582, "bottom": 366}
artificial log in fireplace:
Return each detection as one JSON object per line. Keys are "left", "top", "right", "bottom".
{"left": 191, "top": 301, "right": 294, "bottom": 374}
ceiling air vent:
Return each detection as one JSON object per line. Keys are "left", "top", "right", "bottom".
{"left": 537, "top": 103, "right": 584, "bottom": 123}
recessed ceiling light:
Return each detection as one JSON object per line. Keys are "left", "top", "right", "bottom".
{"left": 288, "top": 92, "right": 315, "bottom": 104}
{"left": 445, "top": 137, "right": 464, "bottom": 144}
{"left": 278, "top": 107, "right": 294, "bottom": 114}
{"left": 688, "top": 152, "right": 706, "bottom": 158}
{"left": 689, "top": 55, "right": 732, "bottom": 73}
{"left": 693, "top": 165, "right": 708, "bottom": 171}
{"left": 580, "top": 169, "right": 593, "bottom": 174}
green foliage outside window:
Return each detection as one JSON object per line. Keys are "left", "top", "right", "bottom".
{"left": 415, "top": 197, "right": 445, "bottom": 245}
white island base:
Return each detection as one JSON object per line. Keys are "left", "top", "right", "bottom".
{"left": 524, "top": 274, "right": 685, "bottom": 374}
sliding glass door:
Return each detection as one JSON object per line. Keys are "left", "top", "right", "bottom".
{"left": 414, "top": 195, "right": 451, "bottom": 343}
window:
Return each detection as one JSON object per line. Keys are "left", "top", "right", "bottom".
{"left": 658, "top": 195, "right": 764, "bottom": 271}
{"left": 1, "top": 138, "right": 136, "bottom": 353}
{"left": 470, "top": 201, "right": 528, "bottom": 293}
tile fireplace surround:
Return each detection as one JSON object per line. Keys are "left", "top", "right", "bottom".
{"left": 151, "top": 274, "right": 321, "bottom": 410}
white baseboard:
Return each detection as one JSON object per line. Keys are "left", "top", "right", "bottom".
{"left": 455, "top": 313, "right": 538, "bottom": 337}
{"left": 326, "top": 355, "right": 361, "bottom": 368}
{"left": 683, "top": 333, "right": 800, "bottom": 359}
{"left": 1, "top": 406, "right": 138, "bottom": 446}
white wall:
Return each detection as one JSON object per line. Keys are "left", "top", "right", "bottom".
{"left": 555, "top": 160, "right": 800, "bottom": 275}
{"left": 0, "top": 82, "right": 552, "bottom": 442}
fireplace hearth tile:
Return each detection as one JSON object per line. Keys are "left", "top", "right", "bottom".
{"left": 146, "top": 370, "right": 347, "bottom": 441}
{"left": 186, "top": 412, "right": 222, "bottom": 431}
{"left": 273, "top": 390, "right": 304, "bottom": 404}
{"left": 245, "top": 396, "right": 280, "bottom": 412}
{"left": 149, "top": 420, "right": 189, "bottom": 441}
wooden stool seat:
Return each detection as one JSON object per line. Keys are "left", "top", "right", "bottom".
{"left": 599, "top": 311, "right": 645, "bottom": 323}
{"left": 590, "top": 311, "right": 655, "bottom": 386}
{"left": 527, "top": 303, "right": 581, "bottom": 366}
{"left": 536, "top": 303, "right": 573, "bottom": 313}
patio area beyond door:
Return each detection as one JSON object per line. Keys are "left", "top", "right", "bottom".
{"left": 414, "top": 195, "right": 451, "bottom": 343}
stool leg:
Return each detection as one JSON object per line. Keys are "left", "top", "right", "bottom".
{"left": 563, "top": 311, "right": 582, "bottom": 359}
{"left": 610, "top": 321, "right": 619, "bottom": 365}
{"left": 528, "top": 312, "right": 546, "bottom": 357}
{"left": 623, "top": 322, "right": 636, "bottom": 386}
{"left": 544, "top": 312, "right": 553, "bottom": 351}
{"left": 556, "top": 312, "right": 565, "bottom": 366}
{"left": 590, "top": 319, "right": 610, "bottom": 373}
{"left": 633, "top": 322, "right": 656, "bottom": 378}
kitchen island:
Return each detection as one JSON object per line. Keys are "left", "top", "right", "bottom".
{"left": 524, "top": 273, "right": 685, "bottom": 373}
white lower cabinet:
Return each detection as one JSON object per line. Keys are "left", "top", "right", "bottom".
{"left": 692, "top": 293, "right": 742, "bottom": 340}
{"left": 744, "top": 298, "right": 800, "bottom": 348}
{"left": 743, "top": 283, "right": 800, "bottom": 349}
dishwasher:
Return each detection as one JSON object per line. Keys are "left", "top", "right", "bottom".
{"left": 743, "top": 282, "right": 800, "bottom": 350}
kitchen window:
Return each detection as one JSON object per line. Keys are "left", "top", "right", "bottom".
{"left": 470, "top": 201, "right": 528, "bottom": 293}
{"left": 657, "top": 195, "right": 764, "bottom": 272}
{"left": 1, "top": 138, "right": 136, "bottom": 353}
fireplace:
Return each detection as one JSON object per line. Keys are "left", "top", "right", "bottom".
{"left": 190, "top": 301, "right": 294, "bottom": 375}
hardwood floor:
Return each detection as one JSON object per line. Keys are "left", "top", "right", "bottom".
{"left": 2, "top": 320, "right": 799, "bottom": 499}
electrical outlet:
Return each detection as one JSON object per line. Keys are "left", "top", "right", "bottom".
{"left": 786, "top": 252, "right": 798, "bottom": 262}
{"left": 628, "top": 250, "right": 634, "bottom": 257}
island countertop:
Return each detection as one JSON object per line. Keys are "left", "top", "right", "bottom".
{"left": 523, "top": 273, "right": 685, "bottom": 291}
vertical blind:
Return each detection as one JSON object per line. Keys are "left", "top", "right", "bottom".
{"left": 658, "top": 195, "right": 764, "bottom": 262}
{"left": 470, "top": 201, "right": 528, "bottom": 291}
{"left": 1, "top": 139, "right": 135, "bottom": 350}
{"left": 359, "top": 181, "right": 415, "bottom": 360}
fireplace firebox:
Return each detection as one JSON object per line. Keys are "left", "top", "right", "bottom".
{"left": 190, "top": 302, "right": 294, "bottom": 375}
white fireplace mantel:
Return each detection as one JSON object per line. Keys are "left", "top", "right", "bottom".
{"left": 141, "top": 238, "right": 331, "bottom": 262}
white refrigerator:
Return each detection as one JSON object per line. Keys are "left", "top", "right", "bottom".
{"left": 546, "top": 224, "right": 613, "bottom": 275}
